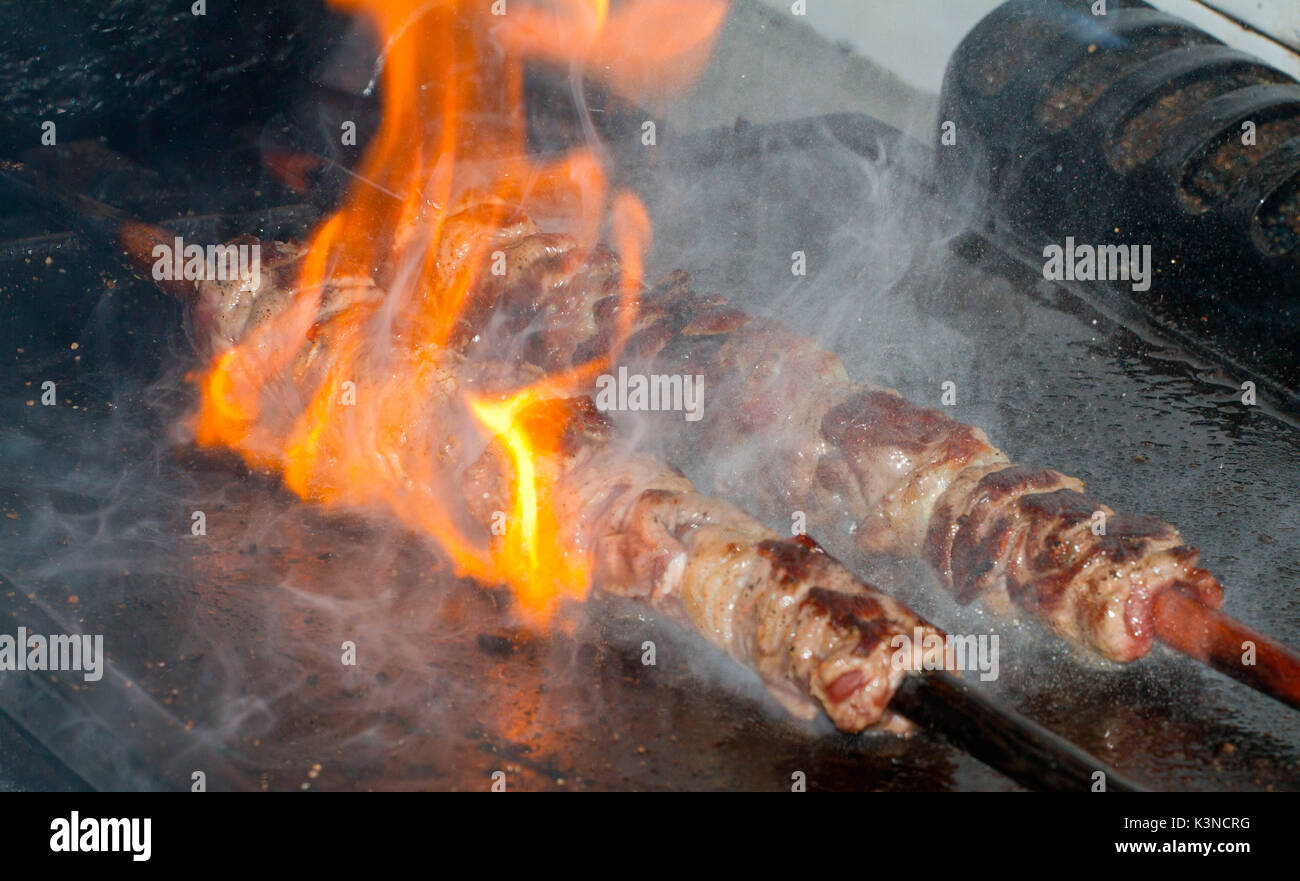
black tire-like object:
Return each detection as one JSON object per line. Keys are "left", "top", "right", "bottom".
{"left": 939, "top": 0, "right": 1300, "bottom": 395}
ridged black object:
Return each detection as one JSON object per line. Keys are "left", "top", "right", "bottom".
{"left": 939, "top": 0, "right": 1300, "bottom": 396}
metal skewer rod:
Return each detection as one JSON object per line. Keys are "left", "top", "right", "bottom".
{"left": 892, "top": 669, "right": 1145, "bottom": 792}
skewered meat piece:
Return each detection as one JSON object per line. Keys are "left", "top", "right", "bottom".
{"left": 420, "top": 208, "right": 1225, "bottom": 663}
{"left": 554, "top": 442, "right": 940, "bottom": 732}
{"left": 187, "top": 244, "right": 943, "bottom": 733}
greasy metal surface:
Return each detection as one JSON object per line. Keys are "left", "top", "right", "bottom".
{"left": 1, "top": 117, "right": 1297, "bottom": 790}
{"left": 0, "top": 400, "right": 965, "bottom": 792}
{"left": 0, "top": 0, "right": 345, "bottom": 156}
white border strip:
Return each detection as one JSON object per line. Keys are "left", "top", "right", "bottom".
{"left": 1147, "top": 0, "right": 1300, "bottom": 80}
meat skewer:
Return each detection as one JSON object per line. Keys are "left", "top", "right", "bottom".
{"left": 432, "top": 207, "right": 1300, "bottom": 711}
{"left": 105, "top": 179, "right": 1297, "bottom": 716}
{"left": 29, "top": 190, "right": 1138, "bottom": 788}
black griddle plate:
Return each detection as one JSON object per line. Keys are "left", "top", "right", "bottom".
{"left": 1, "top": 120, "right": 1297, "bottom": 791}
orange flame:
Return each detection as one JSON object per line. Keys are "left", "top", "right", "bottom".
{"left": 191, "top": 0, "right": 726, "bottom": 620}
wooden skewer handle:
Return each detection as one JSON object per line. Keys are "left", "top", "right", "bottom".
{"left": 1155, "top": 585, "right": 1300, "bottom": 711}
